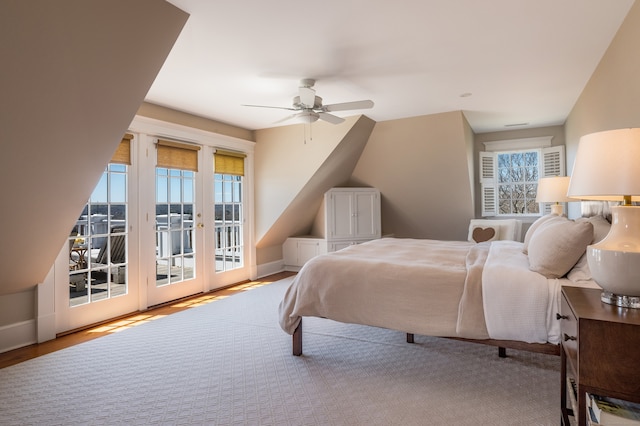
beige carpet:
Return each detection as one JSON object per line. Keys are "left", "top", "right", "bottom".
{"left": 0, "top": 277, "right": 561, "bottom": 425}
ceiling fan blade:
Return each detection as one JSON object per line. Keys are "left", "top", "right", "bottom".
{"left": 299, "top": 86, "right": 316, "bottom": 108}
{"left": 242, "top": 104, "right": 297, "bottom": 111}
{"left": 318, "top": 112, "right": 345, "bottom": 124}
{"left": 323, "top": 100, "right": 374, "bottom": 112}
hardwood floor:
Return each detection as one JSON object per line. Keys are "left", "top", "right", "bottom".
{"left": 0, "top": 271, "right": 296, "bottom": 370}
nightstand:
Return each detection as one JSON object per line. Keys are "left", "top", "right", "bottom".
{"left": 559, "top": 286, "right": 640, "bottom": 426}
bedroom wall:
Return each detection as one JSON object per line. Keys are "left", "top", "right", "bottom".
{"left": 253, "top": 116, "right": 375, "bottom": 265}
{"left": 350, "top": 111, "right": 475, "bottom": 241}
{"left": 564, "top": 0, "right": 640, "bottom": 218}
{"left": 0, "top": 0, "right": 188, "bottom": 351}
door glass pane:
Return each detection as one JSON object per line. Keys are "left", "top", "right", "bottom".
{"left": 156, "top": 169, "right": 195, "bottom": 286}
{"left": 214, "top": 173, "right": 243, "bottom": 272}
{"left": 69, "top": 164, "right": 128, "bottom": 307}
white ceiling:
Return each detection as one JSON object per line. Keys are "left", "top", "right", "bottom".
{"left": 146, "top": 0, "right": 634, "bottom": 133}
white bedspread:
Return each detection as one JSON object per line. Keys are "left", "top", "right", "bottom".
{"left": 278, "top": 237, "right": 587, "bottom": 345}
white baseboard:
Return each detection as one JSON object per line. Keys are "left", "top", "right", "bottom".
{"left": 0, "top": 319, "right": 37, "bottom": 354}
{"left": 256, "top": 259, "right": 285, "bottom": 278}
{"left": 284, "top": 265, "right": 302, "bottom": 272}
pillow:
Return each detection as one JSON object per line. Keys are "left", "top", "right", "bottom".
{"left": 522, "top": 214, "right": 564, "bottom": 254}
{"left": 471, "top": 226, "right": 497, "bottom": 243}
{"left": 467, "top": 219, "right": 522, "bottom": 243}
{"left": 576, "top": 215, "right": 611, "bottom": 244}
{"left": 567, "top": 215, "right": 611, "bottom": 282}
{"left": 527, "top": 219, "right": 594, "bottom": 278}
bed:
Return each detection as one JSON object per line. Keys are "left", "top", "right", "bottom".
{"left": 278, "top": 214, "right": 610, "bottom": 357}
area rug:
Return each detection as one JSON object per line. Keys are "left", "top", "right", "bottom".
{"left": 0, "top": 277, "right": 561, "bottom": 425}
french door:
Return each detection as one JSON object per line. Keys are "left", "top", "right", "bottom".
{"left": 53, "top": 119, "right": 253, "bottom": 332}
{"left": 145, "top": 139, "right": 205, "bottom": 306}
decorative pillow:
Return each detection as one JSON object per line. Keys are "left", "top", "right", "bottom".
{"left": 567, "top": 215, "right": 611, "bottom": 282}
{"left": 527, "top": 219, "right": 594, "bottom": 278}
{"left": 471, "top": 226, "right": 497, "bottom": 243}
{"left": 467, "top": 219, "right": 522, "bottom": 243}
{"left": 522, "top": 214, "right": 564, "bottom": 254}
{"left": 576, "top": 215, "right": 611, "bottom": 244}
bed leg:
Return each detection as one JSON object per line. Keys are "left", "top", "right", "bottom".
{"left": 293, "top": 321, "right": 302, "bottom": 356}
{"left": 498, "top": 347, "right": 507, "bottom": 358}
{"left": 406, "top": 333, "right": 414, "bottom": 344}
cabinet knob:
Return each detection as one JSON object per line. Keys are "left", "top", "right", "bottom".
{"left": 563, "top": 333, "right": 576, "bottom": 342}
{"left": 556, "top": 313, "right": 569, "bottom": 320}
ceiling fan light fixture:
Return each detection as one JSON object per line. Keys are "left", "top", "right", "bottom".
{"left": 295, "top": 111, "right": 319, "bottom": 124}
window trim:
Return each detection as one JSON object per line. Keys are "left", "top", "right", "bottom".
{"left": 479, "top": 137, "right": 565, "bottom": 217}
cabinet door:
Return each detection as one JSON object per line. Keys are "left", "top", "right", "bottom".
{"left": 328, "top": 192, "right": 355, "bottom": 239}
{"left": 297, "top": 240, "right": 321, "bottom": 265}
{"left": 353, "top": 191, "right": 380, "bottom": 239}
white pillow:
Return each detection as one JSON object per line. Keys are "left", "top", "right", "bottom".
{"left": 567, "top": 215, "right": 611, "bottom": 282}
{"left": 528, "top": 219, "right": 594, "bottom": 278}
{"left": 523, "top": 214, "right": 564, "bottom": 254}
{"left": 576, "top": 215, "right": 611, "bottom": 244}
{"left": 467, "top": 219, "right": 522, "bottom": 243}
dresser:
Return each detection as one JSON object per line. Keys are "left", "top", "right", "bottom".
{"left": 559, "top": 286, "right": 640, "bottom": 426}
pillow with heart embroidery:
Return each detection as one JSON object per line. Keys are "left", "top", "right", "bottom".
{"left": 472, "top": 227, "right": 496, "bottom": 243}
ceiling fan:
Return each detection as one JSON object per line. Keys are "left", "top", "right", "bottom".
{"left": 243, "top": 78, "right": 374, "bottom": 125}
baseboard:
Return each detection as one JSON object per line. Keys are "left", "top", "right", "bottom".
{"left": 0, "top": 319, "right": 37, "bottom": 354}
{"left": 284, "top": 265, "right": 302, "bottom": 272}
{"left": 256, "top": 259, "right": 285, "bottom": 279}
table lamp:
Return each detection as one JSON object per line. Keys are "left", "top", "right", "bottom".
{"left": 536, "top": 176, "right": 572, "bottom": 215}
{"left": 567, "top": 128, "right": 640, "bottom": 308}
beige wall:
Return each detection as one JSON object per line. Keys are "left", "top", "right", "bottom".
{"left": 253, "top": 116, "right": 375, "bottom": 264}
{"left": 137, "top": 102, "right": 255, "bottom": 142}
{"left": 564, "top": 0, "right": 640, "bottom": 217}
{"left": 0, "top": 0, "right": 187, "bottom": 298}
{"left": 351, "top": 111, "right": 475, "bottom": 241}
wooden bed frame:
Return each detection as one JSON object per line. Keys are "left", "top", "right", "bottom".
{"left": 291, "top": 319, "right": 560, "bottom": 358}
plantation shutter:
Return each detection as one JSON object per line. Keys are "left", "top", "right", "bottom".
{"left": 479, "top": 151, "right": 497, "bottom": 216}
{"left": 214, "top": 149, "right": 246, "bottom": 176}
{"left": 539, "top": 145, "right": 566, "bottom": 214}
{"left": 111, "top": 133, "right": 133, "bottom": 165}
{"left": 541, "top": 145, "right": 565, "bottom": 177}
{"left": 156, "top": 139, "right": 201, "bottom": 172}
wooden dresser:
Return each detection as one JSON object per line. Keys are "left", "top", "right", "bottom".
{"left": 559, "top": 286, "right": 640, "bottom": 426}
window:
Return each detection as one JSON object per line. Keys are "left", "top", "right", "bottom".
{"left": 479, "top": 137, "right": 564, "bottom": 217}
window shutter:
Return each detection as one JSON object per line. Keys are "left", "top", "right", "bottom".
{"left": 214, "top": 149, "right": 246, "bottom": 176}
{"left": 156, "top": 139, "right": 201, "bottom": 172}
{"left": 111, "top": 133, "right": 133, "bottom": 165}
{"left": 479, "top": 152, "right": 497, "bottom": 216}
{"left": 541, "top": 145, "right": 565, "bottom": 178}
{"left": 539, "top": 145, "right": 566, "bottom": 215}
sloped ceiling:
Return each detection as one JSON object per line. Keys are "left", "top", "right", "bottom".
{"left": 0, "top": 0, "right": 189, "bottom": 295}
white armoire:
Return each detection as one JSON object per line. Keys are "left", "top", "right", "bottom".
{"left": 283, "top": 187, "right": 381, "bottom": 270}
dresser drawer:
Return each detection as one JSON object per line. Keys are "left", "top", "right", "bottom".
{"left": 560, "top": 292, "right": 578, "bottom": 373}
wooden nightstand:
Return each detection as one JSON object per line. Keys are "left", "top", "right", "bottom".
{"left": 560, "top": 286, "right": 640, "bottom": 426}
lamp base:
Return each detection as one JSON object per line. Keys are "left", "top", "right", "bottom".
{"left": 601, "top": 291, "right": 640, "bottom": 309}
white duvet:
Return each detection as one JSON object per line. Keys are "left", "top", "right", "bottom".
{"left": 279, "top": 238, "right": 597, "bottom": 345}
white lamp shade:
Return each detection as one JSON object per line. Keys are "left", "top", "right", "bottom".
{"left": 536, "top": 176, "right": 573, "bottom": 203}
{"left": 567, "top": 128, "right": 640, "bottom": 202}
